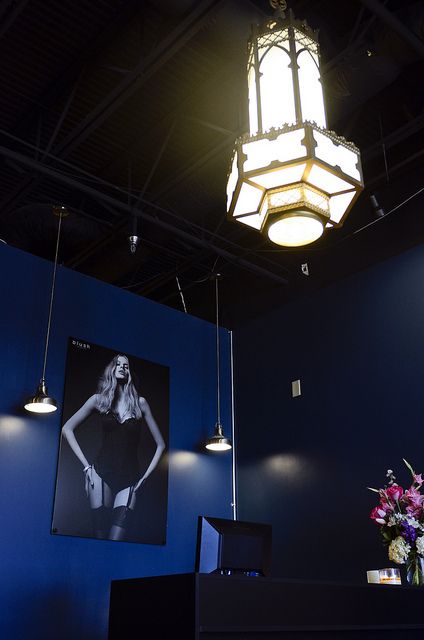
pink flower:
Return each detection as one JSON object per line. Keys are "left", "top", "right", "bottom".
{"left": 370, "top": 506, "right": 388, "bottom": 525}
{"left": 379, "top": 496, "right": 393, "bottom": 512}
{"left": 404, "top": 485, "right": 423, "bottom": 502}
{"left": 406, "top": 504, "right": 422, "bottom": 518}
{"left": 403, "top": 486, "right": 424, "bottom": 517}
{"left": 386, "top": 484, "right": 403, "bottom": 502}
{"left": 413, "top": 474, "right": 424, "bottom": 487}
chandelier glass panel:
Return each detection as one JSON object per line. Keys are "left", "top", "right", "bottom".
{"left": 226, "top": 7, "right": 364, "bottom": 247}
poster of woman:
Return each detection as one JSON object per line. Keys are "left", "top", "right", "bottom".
{"left": 52, "top": 337, "right": 169, "bottom": 545}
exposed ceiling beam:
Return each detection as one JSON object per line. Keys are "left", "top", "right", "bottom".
{"left": 0, "top": 0, "right": 227, "bottom": 217}
{"left": 97, "top": 54, "right": 242, "bottom": 181}
{"left": 358, "top": 0, "right": 424, "bottom": 58}
{"left": 152, "top": 136, "right": 233, "bottom": 201}
{"left": 365, "top": 146, "right": 424, "bottom": 187}
{"left": 11, "top": 0, "right": 142, "bottom": 136}
{"left": 363, "top": 112, "right": 424, "bottom": 160}
{"left": 52, "top": 0, "right": 227, "bottom": 160}
{"left": 136, "top": 251, "right": 213, "bottom": 298}
{"left": 0, "top": 0, "right": 29, "bottom": 41}
{"left": 0, "top": 143, "right": 288, "bottom": 286}
{"left": 322, "top": 3, "right": 383, "bottom": 75}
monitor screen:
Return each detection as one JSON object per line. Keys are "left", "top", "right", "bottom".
{"left": 195, "top": 515, "right": 272, "bottom": 577}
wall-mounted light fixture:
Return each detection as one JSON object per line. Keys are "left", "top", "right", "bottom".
{"left": 205, "top": 274, "right": 232, "bottom": 452}
{"left": 24, "top": 205, "right": 68, "bottom": 414}
{"left": 226, "top": 0, "right": 364, "bottom": 247}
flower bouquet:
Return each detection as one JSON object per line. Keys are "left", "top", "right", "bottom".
{"left": 368, "top": 459, "right": 424, "bottom": 586}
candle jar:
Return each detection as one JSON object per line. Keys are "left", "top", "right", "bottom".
{"left": 378, "top": 568, "right": 401, "bottom": 585}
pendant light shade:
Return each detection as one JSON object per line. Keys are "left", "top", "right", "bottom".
{"left": 205, "top": 275, "right": 232, "bottom": 452}
{"left": 205, "top": 422, "right": 232, "bottom": 451}
{"left": 24, "top": 205, "right": 68, "bottom": 414}
{"left": 24, "top": 380, "right": 57, "bottom": 413}
{"left": 226, "top": 0, "right": 364, "bottom": 247}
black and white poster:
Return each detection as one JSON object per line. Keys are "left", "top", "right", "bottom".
{"left": 52, "top": 337, "right": 169, "bottom": 545}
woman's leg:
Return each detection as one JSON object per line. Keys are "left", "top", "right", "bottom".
{"left": 109, "top": 486, "right": 136, "bottom": 541}
{"left": 85, "top": 467, "right": 113, "bottom": 538}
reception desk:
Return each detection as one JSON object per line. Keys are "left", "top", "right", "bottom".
{"left": 108, "top": 572, "right": 424, "bottom": 639}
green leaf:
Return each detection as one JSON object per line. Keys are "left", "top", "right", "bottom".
{"left": 367, "top": 487, "right": 380, "bottom": 493}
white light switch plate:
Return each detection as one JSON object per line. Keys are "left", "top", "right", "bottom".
{"left": 292, "top": 379, "right": 301, "bottom": 397}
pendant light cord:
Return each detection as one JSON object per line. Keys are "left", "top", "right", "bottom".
{"left": 41, "top": 211, "right": 63, "bottom": 382}
{"left": 215, "top": 274, "right": 221, "bottom": 426}
{"left": 378, "top": 114, "right": 390, "bottom": 184}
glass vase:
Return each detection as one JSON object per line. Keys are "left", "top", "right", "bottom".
{"left": 406, "top": 555, "right": 424, "bottom": 586}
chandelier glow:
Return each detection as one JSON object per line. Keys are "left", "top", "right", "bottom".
{"left": 226, "top": 6, "right": 364, "bottom": 247}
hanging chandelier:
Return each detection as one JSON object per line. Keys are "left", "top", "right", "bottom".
{"left": 226, "top": 0, "right": 364, "bottom": 247}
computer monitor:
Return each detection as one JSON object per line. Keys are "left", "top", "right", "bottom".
{"left": 195, "top": 515, "right": 272, "bottom": 577}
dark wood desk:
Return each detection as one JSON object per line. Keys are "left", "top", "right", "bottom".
{"left": 108, "top": 572, "right": 424, "bottom": 639}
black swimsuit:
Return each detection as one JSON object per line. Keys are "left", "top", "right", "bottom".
{"left": 94, "top": 412, "right": 141, "bottom": 493}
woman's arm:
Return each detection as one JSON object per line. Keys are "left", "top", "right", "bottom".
{"left": 134, "top": 397, "right": 165, "bottom": 491}
{"left": 61, "top": 394, "right": 98, "bottom": 469}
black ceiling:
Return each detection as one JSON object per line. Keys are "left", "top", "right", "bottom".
{"left": 0, "top": 0, "right": 423, "bottom": 328}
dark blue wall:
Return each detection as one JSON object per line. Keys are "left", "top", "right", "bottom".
{"left": 0, "top": 243, "right": 233, "bottom": 640}
{"left": 234, "top": 245, "right": 424, "bottom": 584}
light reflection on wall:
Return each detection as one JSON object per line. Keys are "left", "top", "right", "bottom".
{"left": 170, "top": 450, "right": 201, "bottom": 469}
{"left": 263, "top": 453, "right": 306, "bottom": 481}
{"left": 0, "top": 414, "right": 27, "bottom": 440}
{"left": 169, "top": 450, "right": 233, "bottom": 491}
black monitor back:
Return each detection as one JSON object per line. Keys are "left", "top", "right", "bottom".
{"left": 195, "top": 515, "right": 272, "bottom": 577}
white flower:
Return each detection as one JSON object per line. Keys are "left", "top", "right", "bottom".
{"left": 387, "top": 513, "right": 403, "bottom": 526}
{"left": 405, "top": 516, "right": 421, "bottom": 529}
{"left": 388, "top": 536, "right": 411, "bottom": 564}
{"left": 416, "top": 536, "right": 424, "bottom": 556}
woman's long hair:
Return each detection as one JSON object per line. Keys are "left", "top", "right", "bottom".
{"left": 96, "top": 355, "right": 142, "bottom": 419}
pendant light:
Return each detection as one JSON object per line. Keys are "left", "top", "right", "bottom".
{"left": 226, "top": 0, "right": 364, "bottom": 247}
{"left": 24, "top": 205, "right": 68, "bottom": 414}
{"left": 205, "top": 274, "right": 232, "bottom": 452}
